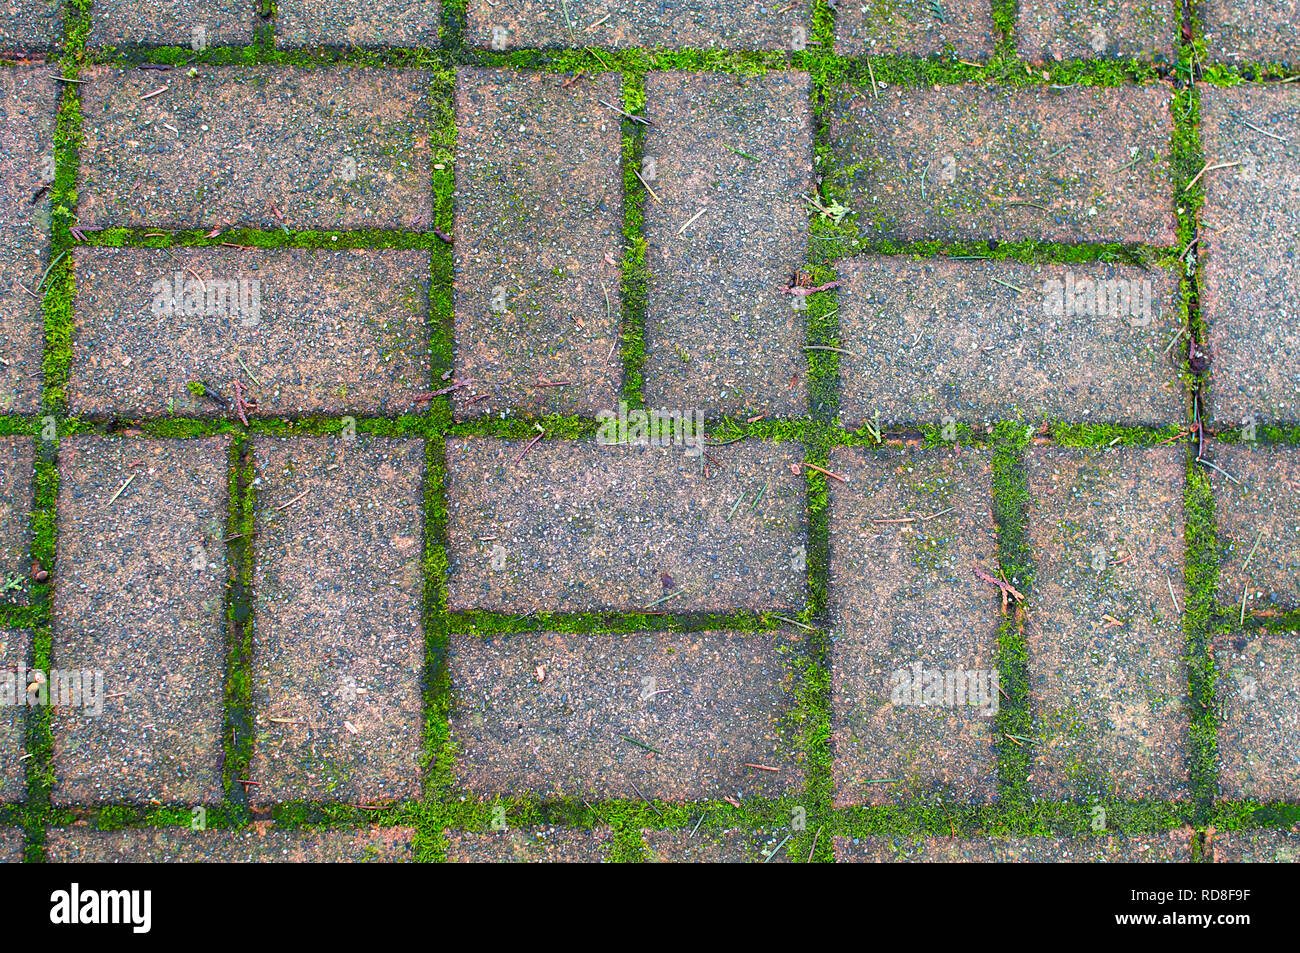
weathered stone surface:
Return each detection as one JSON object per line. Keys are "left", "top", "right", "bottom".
{"left": 45, "top": 825, "right": 417, "bottom": 862}
{"left": 0, "top": 2, "right": 63, "bottom": 52}
{"left": 643, "top": 827, "right": 792, "bottom": 862}
{"left": 1211, "top": 444, "right": 1300, "bottom": 613}
{"left": 835, "top": 830, "right": 1194, "bottom": 862}
{"left": 641, "top": 71, "right": 812, "bottom": 420}
{"left": 836, "top": 0, "right": 996, "bottom": 58}
{"left": 0, "top": 827, "right": 21, "bottom": 863}
{"left": 444, "top": 827, "right": 610, "bottom": 863}
{"left": 0, "top": 630, "right": 29, "bottom": 802}
{"left": 1202, "top": 1, "right": 1300, "bottom": 66}
{"left": 0, "top": 437, "right": 33, "bottom": 603}
{"left": 1018, "top": 0, "right": 1179, "bottom": 62}
{"left": 88, "top": 0, "right": 255, "bottom": 48}
{"left": 1214, "top": 630, "right": 1300, "bottom": 802}
{"left": 1210, "top": 828, "right": 1300, "bottom": 862}
{"left": 276, "top": 0, "right": 442, "bottom": 47}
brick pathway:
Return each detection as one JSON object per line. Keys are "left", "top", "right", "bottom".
{"left": 0, "top": 2, "right": 1297, "bottom": 865}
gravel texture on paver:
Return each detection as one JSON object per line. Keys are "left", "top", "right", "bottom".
{"left": 836, "top": 258, "right": 1184, "bottom": 430}
{"left": 1200, "top": 85, "right": 1300, "bottom": 425}
{"left": 1210, "top": 828, "right": 1300, "bottom": 862}
{"left": 643, "top": 827, "right": 792, "bottom": 862}
{"left": 1017, "top": 0, "right": 1179, "bottom": 62}
{"left": 835, "top": 0, "right": 996, "bottom": 58}
{"left": 448, "top": 629, "right": 802, "bottom": 801}
{"left": 444, "top": 826, "right": 611, "bottom": 862}
{"left": 1210, "top": 444, "right": 1300, "bottom": 613}
{"left": 444, "top": 437, "right": 807, "bottom": 613}
{"left": 829, "top": 445, "right": 1000, "bottom": 807}
{"left": 0, "top": 66, "right": 57, "bottom": 416}
{"left": 71, "top": 246, "right": 431, "bottom": 419}
{"left": 1025, "top": 446, "right": 1188, "bottom": 800}
{"left": 465, "top": 0, "right": 810, "bottom": 50}
{"left": 0, "top": 630, "right": 29, "bottom": 802}
{"left": 88, "top": 0, "right": 255, "bottom": 48}
{"left": 250, "top": 437, "right": 425, "bottom": 806}
{"left": 453, "top": 68, "right": 623, "bottom": 420}
{"left": 641, "top": 71, "right": 812, "bottom": 421}
{"left": 78, "top": 66, "right": 432, "bottom": 230}
{"left": 0, "top": 2, "right": 63, "bottom": 51}
{"left": 52, "top": 436, "right": 229, "bottom": 806}
{"left": 276, "top": 0, "right": 442, "bottom": 47}
{"left": 0, "top": 437, "right": 33, "bottom": 605}
{"left": 1202, "top": 0, "right": 1300, "bottom": 65}
{"left": 1214, "top": 630, "right": 1300, "bottom": 802}
{"left": 0, "top": 827, "right": 21, "bottom": 862}
{"left": 834, "top": 830, "right": 1194, "bottom": 862}
{"left": 826, "top": 84, "right": 1175, "bottom": 245}
{"left": 45, "top": 825, "right": 417, "bottom": 862}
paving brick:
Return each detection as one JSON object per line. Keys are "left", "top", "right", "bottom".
{"left": 1025, "top": 446, "right": 1188, "bottom": 800}
{"left": 643, "top": 827, "right": 792, "bottom": 862}
{"left": 445, "top": 438, "right": 807, "bottom": 613}
{"left": 277, "top": 0, "right": 442, "bottom": 47}
{"left": 449, "top": 630, "right": 801, "bottom": 801}
{"left": 1211, "top": 445, "right": 1300, "bottom": 613}
{"left": 70, "top": 247, "right": 431, "bottom": 419}
{"left": 1211, "top": 828, "right": 1300, "bottom": 863}
{"left": 641, "top": 72, "right": 812, "bottom": 420}
{"left": 1018, "top": 0, "right": 1179, "bottom": 62}
{"left": 1200, "top": 86, "right": 1300, "bottom": 424}
{"left": 834, "top": 830, "right": 1194, "bottom": 862}
{"left": 45, "top": 825, "right": 417, "bottom": 862}
{"left": 1214, "top": 630, "right": 1300, "bottom": 802}
{"left": 835, "top": 0, "right": 996, "bottom": 58}
{"left": 826, "top": 85, "right": 1175, "bottom": 245}
{"left": 250, "top": 437, "right": 424, "bottom": 806}
{"left": 444, "top": 827, "right": 610, "bottom": 863}
{"left": 452, "top": 68, "right": 622, "bottom": 420}
{"left": 78, "top": 67, "right": 432, "bottom": 230}
{"left": 0, "top": 630, "right": 29, "bottom": 802}
{"left": 52, "top": 436, "right": 229, "bottom": 805}
{"left": 0, "top": 827, "right": 21, "bottom": 862}
{"left": 0, "top": 3, "right": 62, "bottom": 52}
{"left": 837, "top": 258, "right": 1184, "bottom": 430}
{"left": 828, "top": 445, "right": 999, "bottom": 807}
{"left": 0, "top": 437, "right": 33, "bottom": 603}
{"left": 88, "top": 0, "right": 255, "bottom": 48}
{"left": 1202, "top": 0, "right": 1300, "bottom": 66}
{"left": 0, "top": 66, "right": 57, "bottom": 415}
{"left": 465, "top": 0, "right": 810, "bottom": 51}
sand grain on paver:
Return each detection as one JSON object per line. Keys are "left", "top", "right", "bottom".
{"left": 78, "top": 67, "right": 432, "bottom": 230}
{"left": 642, "top": 71, "right": 812, "bottom": 420}
{"left": 1018, "top": 0, "right": 1179, "bottom": 62}
{"left": 1211, "top": 829, "right": 1300, "bottom": 862}
{"left": 1026, "top": 446, "right": 1188, "bottom": 800}
{"left": 835, "top": 830, "right": 1193, "bottom": 862}
{"left": 836, "top": 0, "right": 995, "bottom": 57}
{"left": 444, "top": 827, "right": 610, "bottom": 863}
{"left": 644, "top": 827, "right": 792, "bottom": 862}
{"left": 453, "top": 69, "right": 622, "bottom": 419}
{"left": 449, "top": 630, "right": 802, "bottom": 801}
{"left": 1202, "top": 0, "right": 1300, "bottom": 65}
{"left": 46, "top": 826, "right": 417, "bottom": 862}
{"left": 827, "top": 84, "right": 1175, "bottom": 245}
{"left": 837, "top": 258, "right": 1183, "bottom": 429}
{"left": 1210, "top": 444, "right": 1300, "bottom": 613}
{"left": 0, "top": 630, "right": 29, "bottom": 802}
{"left": 1214, "top": 630, "right": 1300, "bottom": 802}
{"left": 88, "top": 0, "right": 254, "bottom": 47}
{"left": 445, "top": 438, "right": 807, "bottom": 613}
{"left": 0, "top": 437, "right": 34, "bottom": 606}
{"left": 52, "top": 437, "right": 228, "bottom": 806}
{"left": 277, "top": 0, "right": 442, "bottom": 46}
{"left": 829, "top": 446, "right": 999, "bottom": 807}
{"left": 250, "top": 437, "right": 425, "bottom": 806}
{"left": 72, "top": 247, "right": 431, "bottom": 418}
{"left": 1200, "top": 85, "right": 1300, "bottom": 424}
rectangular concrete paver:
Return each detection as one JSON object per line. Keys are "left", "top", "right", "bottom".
{"left": 453, "top": 68, "right": 622, "bottom": 419}
{"left": 1202, "top": 0, "right": 1300, "bottom": 65}
{"left": 71, "top": 247, "right": 431, "bottom": 419}
{"left": 78, "top": 67, "right": 432, "bottom": 230}
{"left": 276, "top": 0, "right": 442, "bottom": 47}
{"left": 644, "top": 827, "right": 792, "bottom": 862}
{"left": 1214, "top": 630, "right": 1300, "bottom": 802}
{"left": 1018, "top": 1, "right": 1179, "bottom": 63}
{"left": 1211, "top": 444, "right": 1300, "bottom": 613}
{"left": 0, "top": 828, "right": 21, "bottom": 862}
{"left": 837, "top": 258, "right": 1183, "bottom": 430}
{"left": 1200, "top": 86, "right": 1300, "bottom": 424}
{"left": 88, "top": 1, "right": 255, "bottom": 47}
{"left": 251, "top": 437, "right": 424, "bottom": 806}
{"left": 642, "top": 71, "right": 812, "bottom": 420}
{"left": 46, "top": 826, "right": 416, "bottom": 862}
{"left": 0, "top": 4, "right": 63, "bottom": 52}
{"left": 1025, "top": 446, "right": 1188, "bottom": 800}
{"left": 449, "top": 630, "right": 802, "bottom": 801}
{"left": 0, "top": 630, "right": 29, "bottom": 802}
{"left": 835, "top": 831, "right": 1194, "bottom": 862}
{"left": 0, "top": 66, "right": 58, "bottom": 415}
{"left": 835, "top": 0, "right": 996, "bottom": 58}
{"left": 465, "top": 0, "right": 810, "bottom": 50}
{"left": 829, "top": 446, "right": 1000, "bottom": 807}
{"left": 445, "top": 438, "right": 807, "bottom": 613}
{"left": 52, "top": 436, "right": 229, "bottom": 805}
{"left": 444, "top": 827, "right": 610, "bottom": 863}
{"left": 1211, "top": 829, "right": 1300, "bottom": 862}
{"left": 827, "top": 85, "right": 1175, "bottom": 245}
{"left": 0, "top": 437, "right": 33, "bottom": 604}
